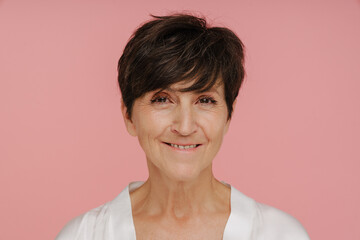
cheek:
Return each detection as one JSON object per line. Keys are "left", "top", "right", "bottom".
{"left": 198, "top": 111, "right": 228, "bottom": 138}
{"left": 134, "top": 110, "right": 170, "bottom": 144}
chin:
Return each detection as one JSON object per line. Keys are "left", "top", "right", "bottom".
{"left": 165, "top": 164, "right": 208, "bottom": 182}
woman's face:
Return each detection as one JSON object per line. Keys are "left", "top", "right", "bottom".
{"left": 122, "top": 81, "right": 232, "bottom": 181}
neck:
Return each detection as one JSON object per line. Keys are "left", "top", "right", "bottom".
{"left": 130, "top": 162, "right": 230, "bottom": 220}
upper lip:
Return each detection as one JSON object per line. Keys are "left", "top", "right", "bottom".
{"left": 163, "top": 142, "right": 201, "bottom": 146}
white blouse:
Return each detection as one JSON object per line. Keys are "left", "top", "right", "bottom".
{"left": 56, "top": 182, "right": 310, "bottom": 240}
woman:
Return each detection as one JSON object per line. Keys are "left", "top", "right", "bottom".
{"left": 56, "top": 14, "right": 310, "bottom": 240}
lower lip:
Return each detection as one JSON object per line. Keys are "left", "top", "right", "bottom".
{"left": 163, "top": 142, "right": 201, "bottom": 152}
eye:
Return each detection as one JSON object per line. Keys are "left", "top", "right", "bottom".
{"left": 198, "top": 96, "right": 217, "bottom": 105}
{"left": 150, "top": 95, "right": 171, "bottom": 104}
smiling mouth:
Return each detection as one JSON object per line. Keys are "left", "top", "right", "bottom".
{"left": 164, "top": 142, "right": 201, "bottom": 150}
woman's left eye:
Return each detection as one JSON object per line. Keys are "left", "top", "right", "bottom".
{"left": 198, "top": 97, "right": 217, "bottom": 104}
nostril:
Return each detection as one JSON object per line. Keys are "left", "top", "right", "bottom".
{"left": 171, "top": 107, "right": 198, "bottom": 136}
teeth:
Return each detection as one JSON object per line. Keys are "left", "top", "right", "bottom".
{"left": 170, "top": 143, "right": 197, "bottom": 149}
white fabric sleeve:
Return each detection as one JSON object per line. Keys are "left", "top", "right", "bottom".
{"left": 256, "top": 202, "right": 310, "bottom": 240}
{"left": 55, "top": 214, "right": 85, "bottom": 240}
{"left": 54, "top": 203, "right": 107, "bottom": 240}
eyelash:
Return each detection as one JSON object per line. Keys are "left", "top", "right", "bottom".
{"left": 150, "top": 95, "right": 171, "bottom": 104}
{"left": 198, "top": 96, "right": 217, "bottom": 105}
{"left": 150, "top": 95, "right": 217, "bottom": 105}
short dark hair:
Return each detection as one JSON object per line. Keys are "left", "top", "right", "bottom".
{"left": 118, "top": 14, "right": 245, "bottom": 119}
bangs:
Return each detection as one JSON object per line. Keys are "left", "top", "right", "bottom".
{"left": 140, "top": 29, "right": 226, "bottom": 94}
{"left": 118, "top": 14, "right": 245, "bottom": 119}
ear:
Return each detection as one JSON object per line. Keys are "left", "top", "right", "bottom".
{"left": 232, "top": 98, "right": 237, "bottom": 113}
{"left": 121, "top": 100, "right": 137, "bottom": 137}
{"left": 224, "top": 99, "right": 237, "bottom": 134}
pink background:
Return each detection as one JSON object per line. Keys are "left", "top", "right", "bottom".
{"left": 1, "top": 0, "right": 359, "bottom": 239}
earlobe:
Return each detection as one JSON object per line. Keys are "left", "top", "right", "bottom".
{"left": 224, "top": 99, "right": 237, "bottom": 134}
{"left": 232, "top": 99, "right": 237, "bottom": 112}
{"left": 224, "top": 119, "right": 231, "bottom": 135}
{"left": 121, "top": 101, "right": 137, "bottom": 137}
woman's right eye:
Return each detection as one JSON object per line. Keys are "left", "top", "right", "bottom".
{"left": 150, "top": 96, "right": 170, "bottom": 104}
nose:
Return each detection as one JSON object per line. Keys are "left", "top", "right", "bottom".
{"left": 171, "top": 105, "right": 198, "bottom": 136}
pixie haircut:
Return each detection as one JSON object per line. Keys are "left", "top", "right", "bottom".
{"left": 118, "top": 14, "right": 245, "bottom": 119}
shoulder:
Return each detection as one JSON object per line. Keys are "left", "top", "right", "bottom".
{"left": 255, "top": 202, "right": 310, "bottom": 240}
{"left": 55, "top": 203, "right": 109, "bottom": 240}
{"left": 55, "top": 184, "right": 134, "bottom": 240}
{"left": 55, "top": 213, "right": 84, "bottom": 240}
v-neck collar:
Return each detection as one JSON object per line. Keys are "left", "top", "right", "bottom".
{"left": 109, "top": 181, "right": 257, "bottom": 240}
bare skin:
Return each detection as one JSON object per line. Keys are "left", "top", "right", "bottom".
{"left": 130, "top": 162, "right": 231, "bottom": 240}
{"left": 123, "top": 81, "right": 234, "bottom": 239}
